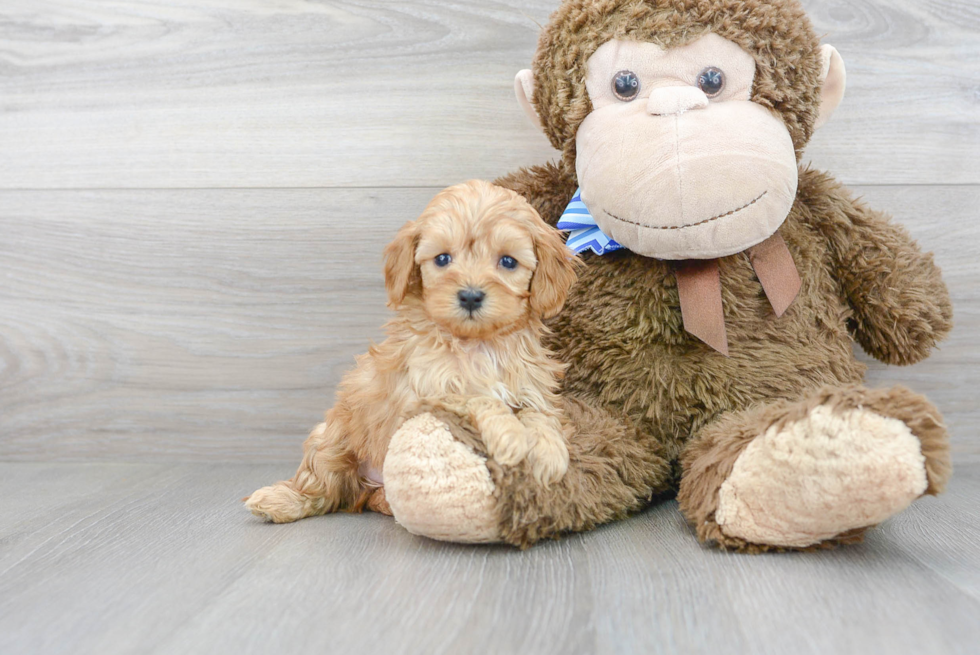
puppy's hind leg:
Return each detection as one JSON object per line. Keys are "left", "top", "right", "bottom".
{"left": 245, "top": 416, "right": 360, "bottom": 523}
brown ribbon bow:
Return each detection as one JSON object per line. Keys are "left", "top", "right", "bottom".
{"left": 673, "top": 233, "right": 801, "bottom": 356}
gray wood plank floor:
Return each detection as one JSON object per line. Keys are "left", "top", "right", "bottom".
{"left": 0, "top": 462, "right": 978, "bottom": 655}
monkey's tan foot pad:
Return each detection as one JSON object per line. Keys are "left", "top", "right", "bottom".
{"left": 384, "top": 413, "right": 502, "bottom": 543}
{"left": 714, "top": 403, "right": 938, "bottom": 548}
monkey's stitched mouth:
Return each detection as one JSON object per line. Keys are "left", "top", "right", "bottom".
{"left": 602, "top": 191, "right": 768, "bottom": 231}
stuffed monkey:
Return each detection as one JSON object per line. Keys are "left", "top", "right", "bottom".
{"left": 285, "top": 0, "right": 956, "bottom": 551}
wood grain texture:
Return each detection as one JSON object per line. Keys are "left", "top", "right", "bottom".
{"left": 0, "top": 0, "right": 977, "bottom": 189}
{"left": 0, "top": 462, "right": 977, "bottom": 655}
{"left": 2, "top": 185, "right": 977, "bottom": 463}
{"left": 0, "top": 187, "right": 413, "bottom": 461}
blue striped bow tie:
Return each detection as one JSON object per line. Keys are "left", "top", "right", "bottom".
{"left": 556, "top": 188, "right": 623, "bottom": 255}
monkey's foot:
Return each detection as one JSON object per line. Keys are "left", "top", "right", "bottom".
{"left": 678, "top": 385, "right": 951, "bottom": 551}
{"left": 384, "top": 413, "right": 502, "bottom": 543}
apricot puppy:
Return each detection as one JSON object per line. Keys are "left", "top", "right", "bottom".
{"left": 245, "top": 180, "right": 578, "bottom": 523}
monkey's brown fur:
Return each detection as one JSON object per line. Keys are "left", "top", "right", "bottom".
{"left": 468, "top": 162, "right": 952, "bottom": 549}
{"left": 469, "top": 0, "right": 952, "bottom": 549}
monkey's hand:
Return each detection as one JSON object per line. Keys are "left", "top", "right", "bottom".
{"left": 815, "top": 176, "right": 953, "bottom": 365}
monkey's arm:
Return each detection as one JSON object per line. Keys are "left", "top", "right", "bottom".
{"left": 495, "top": 162, "right": 579, "bottom": 227}
{"left": 807, "top": 172, "right": 952, "bottom": 365}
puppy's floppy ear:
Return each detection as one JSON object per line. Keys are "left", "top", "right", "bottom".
{"left": 383, "top": 220, "right": 421, "bottom": 308}
{"left": 529, "top": 219, "right": 578, "bottom": 319}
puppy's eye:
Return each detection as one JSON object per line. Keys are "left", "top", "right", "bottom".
{"left": 499, "top": 256, "right": 518, "bottom": 270}
{"left": 434, "top": 253, "right": 452, "bottom": 267}
{"left": 697, "top": 67, "right": 725, "bottom": 98}
{"left": 612, "top": 70, "right": 640, "bottom": 101}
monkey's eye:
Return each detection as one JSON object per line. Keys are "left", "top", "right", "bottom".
{"left": 499, "top": 255, "right": 518, "bottom": 270}
{"left": 434, "top": 253, "right": 452, "bottom": 267}
{"left": 612, "top": 70, "right": 640, "bottom": 101}
{"left": 697, "top": 67, "right": 725, "bottom": 98}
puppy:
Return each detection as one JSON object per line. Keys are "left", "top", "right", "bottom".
{"left": 245, "top": 180, "right": 578, "bottom": 523}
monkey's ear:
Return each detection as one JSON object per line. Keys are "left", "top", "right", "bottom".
{"left": 814, "top": 44, "right": 846, "bottom": 130}
{"left": 515, "top": 69, "right": 541, "bottom": 128}
{"left": 383, "top": 220, "right": 421, "bottom": 309}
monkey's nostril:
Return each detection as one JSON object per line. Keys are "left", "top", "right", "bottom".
{"left": 457, "top": 288, "right": 486, "bottom": 312}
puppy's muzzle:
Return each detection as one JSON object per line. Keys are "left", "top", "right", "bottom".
{"left": 457, "top": 288, "right": 486, "bottom": 313}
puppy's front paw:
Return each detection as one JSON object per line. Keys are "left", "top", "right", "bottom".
{"left": 481, "top": 414, "right": 531, "bottom": 466}
{"left": 529, "top": 433, "right": 570, "bottom": 486}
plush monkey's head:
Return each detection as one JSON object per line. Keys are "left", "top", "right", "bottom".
{"left": 515, "top": 0, "right": 846, "bottom": 260}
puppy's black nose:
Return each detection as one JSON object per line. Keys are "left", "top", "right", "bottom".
{"left": 457, "top": 288, "right": 485, "bottom": 312}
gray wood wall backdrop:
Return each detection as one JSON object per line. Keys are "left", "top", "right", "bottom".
{"left": 1, "top": 0, "right": 978, "bottom": 463}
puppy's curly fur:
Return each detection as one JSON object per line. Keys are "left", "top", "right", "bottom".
{"left": 245, "top": 180, "right": 578, "bottom": 523}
